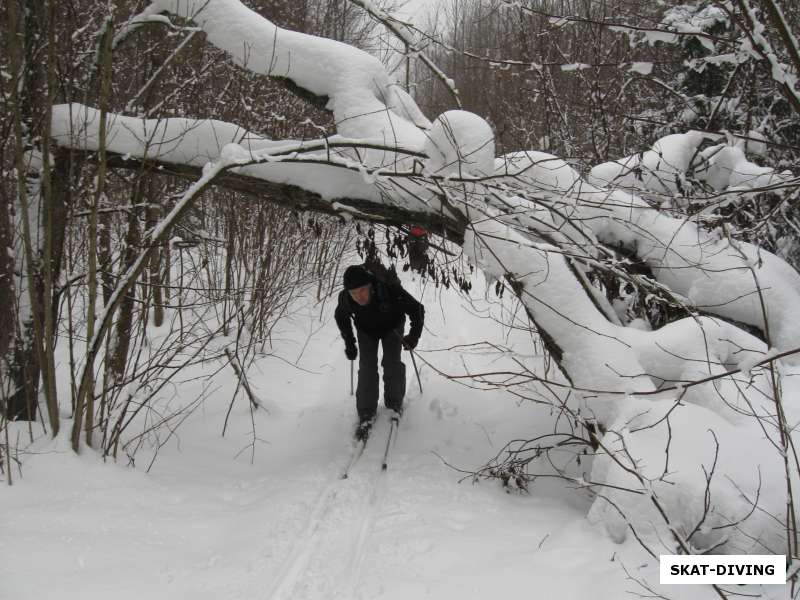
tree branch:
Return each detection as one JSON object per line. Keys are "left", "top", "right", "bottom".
{"left": 102, "top": 151, "right": 466, "bottom": 244}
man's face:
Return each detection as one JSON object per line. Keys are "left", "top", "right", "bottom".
{"left": 348, "top": 283, "right": 371, "bottom": 306}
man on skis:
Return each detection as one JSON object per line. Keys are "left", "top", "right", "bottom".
{"left": 334, "top": 264, "right": 424, "bottom": 441}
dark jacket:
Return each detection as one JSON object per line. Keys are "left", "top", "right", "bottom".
{"left": 335, "top": 276, "right": 424, "bottom": 345}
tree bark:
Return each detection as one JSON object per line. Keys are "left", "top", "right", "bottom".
{"left": 5, "top": 0, "right": 69, "bottom": 425}
{"left": 109, "top": 178, "right": 144, "bottom": 381}
{"left": 101, "top": 153, "right": 468, "bottom": 246}
{"left": 0, "top": 177, "right": 15, "bottom": 402}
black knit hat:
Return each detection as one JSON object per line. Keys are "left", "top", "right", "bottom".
{"left": 343, "top": 265, "right": 373, "bottom": 290}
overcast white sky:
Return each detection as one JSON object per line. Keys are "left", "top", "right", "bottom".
{"left": 395, "top": 0, "right": 442, "bottom": 23}
{"left": 371, "top": 0, "right": 446, "bottom": 76}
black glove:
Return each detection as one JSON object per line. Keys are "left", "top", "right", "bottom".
{"left": 402, "top": 334, "right": 418, "bottom": 350}
{"left": 345, "top": 341, "right": 357, "bottom": 361}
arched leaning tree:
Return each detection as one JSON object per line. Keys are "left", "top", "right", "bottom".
{"left": 52, "top": 0, "right": 799, "bottom": 574}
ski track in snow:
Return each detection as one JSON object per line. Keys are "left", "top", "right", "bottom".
{"left": 339, "top": 476, "right": 386, "bottom": 600}
{"left": 264, "top": 415, "right": 390, "bottom": 600}
{"left": 337, "top": 420, "right": 395, "bottom": 600}
{"left": 265, "top": 474, "right": 342, "bottom": 600}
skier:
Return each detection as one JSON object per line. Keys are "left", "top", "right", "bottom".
{"left": 334, "top": 264, "right": 424, "bottom": 441}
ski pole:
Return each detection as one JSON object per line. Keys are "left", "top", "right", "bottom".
{"left": 395, "top": 331, "right": 423, "bottom": 395}
{"left": 350, "top": 360, "right": 354, "bottom": 396}
{"left": 408, "top": 347, "right": 423, "bottom": 395}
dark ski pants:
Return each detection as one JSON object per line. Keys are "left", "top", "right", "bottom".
{"left": 356, "top": 321, "right": 406, "bottom": 421}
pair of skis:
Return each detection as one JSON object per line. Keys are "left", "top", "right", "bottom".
{"left": 340, "top": 414, "right": 399, "bottom": 479}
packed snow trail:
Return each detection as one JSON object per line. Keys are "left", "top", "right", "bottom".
{"left": 338, "top": 437, "right": 393, "bottom": 600}
{"left": 266, "top": 415, "right": 394, "bottom": 600}
{"left": 265, "top": 473, "right": 341, "bottom": 600}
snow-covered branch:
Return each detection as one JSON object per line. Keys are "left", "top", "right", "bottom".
{"left": 131, "top": 0, "right": 430, "bottom": 142}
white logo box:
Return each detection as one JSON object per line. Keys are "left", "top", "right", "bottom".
{"left": 660, "top": 555, "right": 786, "bottom": 585}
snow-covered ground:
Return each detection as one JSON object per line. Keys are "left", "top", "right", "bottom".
{"left": 1, "top": 273, "right": 782, "bottom": 600}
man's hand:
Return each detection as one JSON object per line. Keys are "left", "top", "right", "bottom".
{"left": 345, "top": 341, "right": 358, "bottom": 361}
{"left": 402, "top": 334, "right": 418, "bottom": 350}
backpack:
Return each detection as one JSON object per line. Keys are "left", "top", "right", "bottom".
{"left": 362, "top": 259, "right": 401, "bottom": 289}
{"left": 357, "top": 260, "right": 405, "bottom": 315}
